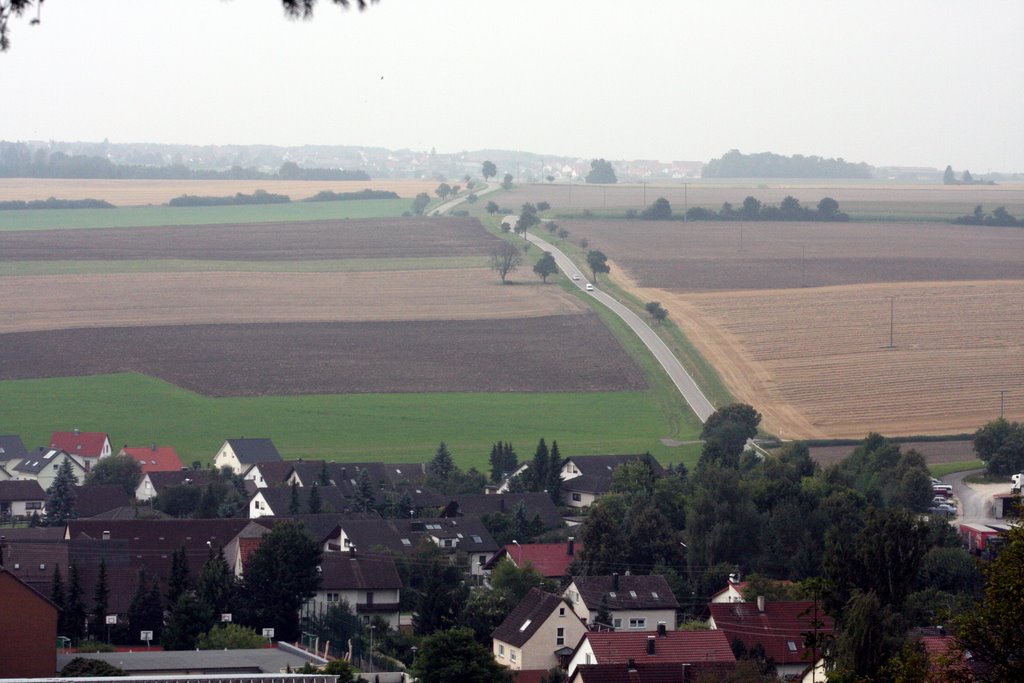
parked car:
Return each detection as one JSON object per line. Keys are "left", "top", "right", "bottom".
{"left": 929, "top": 503, "right": 957, "bottom": 516}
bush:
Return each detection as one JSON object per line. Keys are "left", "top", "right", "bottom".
{"left": 168, "top": 190, "right": 290, "bottom": 207}
{"left": 197, "top": 623, "right": 268, "bottom": 650}
{"left": 75, "top": 640, "right": 117, "bottom": 653}
{"left": 60, "top": 657, "right": 126, "bottom": 677}
{"left": 303, "top": 189, "right": 399, "bottom": 202}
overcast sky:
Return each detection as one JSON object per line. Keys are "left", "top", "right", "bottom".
{"left": 2, "top": 0, "right": 1022, "bottom": 171}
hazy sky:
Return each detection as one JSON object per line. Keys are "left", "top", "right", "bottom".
{"left": 3, "top": 0, "right": 1023, "bottom": 171}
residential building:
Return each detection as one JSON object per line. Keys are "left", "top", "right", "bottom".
{"left": 75, "top": 484, "right": 132, "bottom": 518}
{"left": 492, "top": 588, "right": 587, "bottom": 672}
{"left": 0, "top": 532, "right": 68, "bottom": 598}
{"left": 214, "top": 438, "right": 283, "bottom": 474}
{"left": 560, "top": 454, "right": 665, "bottom": 508}
{"left": 485, "top": 537, "right": 582, "bottom": 579}
{"left": 566, "top": 629, "right": 735, "bottom": 678}
{"left": 135, "top": 469, "right": 210, "bottom": 502}
{"left": 248, "top": 485, "right": 347, "bottom": 518}
{"left": 441, "top": 492, "right": 564, "bottom": 530}
{"left": 304, "top": 551, "right": 403, "bottom": 628}
{"left": 564, "top": 574, "right": 679, "bottom": 631}
{"left": 50, "top": 429, "right": 112, "bottom": 468}
{"left": 119, "top": 444, "right": 184, "bottom": 472}
{"left": 707, "top": 599, "right": 835, "bottom": 680}
{"left": 570, "top": 661, "right": 735, "bottom": 683}
{"left": 0, "top": 479, "right": 46, "bottom": 519}
{"left": 245, "top": 460, "right": 306, "bottom": 489}
{"left": 337, "top": 516, "right": 500, "bottom": 575}
{"left": 0, "top": 568, "right": 59, "bottom": 677}
{"left": 12, "top": 447, "right": 88, "bottom": 490}
{"left": 0, "top": 435, "right": 29, "bottom": 470}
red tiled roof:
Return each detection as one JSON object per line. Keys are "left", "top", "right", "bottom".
{"left": 494, "top": 541, "right": 583, "bottom": 578}
{"left": 570, "top": 661, "right": 735, "bottom": 683}
{"left": 50, "top": 431, "right": 109, "bottom": 458}
{"left": 584, "top": 630, "right": 735, "bottom": 665}
{"left": 707, "top": 601, "right": 835, "bottom": 665}
{"left": 238, "top": 537, "right": 263, "bottom": 570}
{"left": 120, "top": 446, "right": 184, "bottom": 473}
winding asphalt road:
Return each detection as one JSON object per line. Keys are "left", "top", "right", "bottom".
{"left": 522, "top": 230, "right": 716, "bottom": 422}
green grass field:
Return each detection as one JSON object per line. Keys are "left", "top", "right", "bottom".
{"left": 0, "top": 373, "right": 696, "bottom": 469}
{"left": 929, "top": 460, "right": 985, "bottom": 477}
{"left": 0, "top": 256, "right": 484, "bottom": 276}
{"left": 0, "top": 199, "right": 413, "bottom": 231}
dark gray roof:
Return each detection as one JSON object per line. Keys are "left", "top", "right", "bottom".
{"left": 253, "top": 485, "right": 348, "bottom": 516}
{"left": 75, "top": 484, "right": 132, "bottom": 517}
{"left": 13, "top": 447, "right": 85, "bottom": 476}
{"left": 442, "top": 492, "right": 564, "bottom": 529}
{"left": 339, "top": 516, "right": 499, "bottom": 555}
{"left": 492, "top": 588, "right": 566, "bottom": 648}
{"left": 0, "top": 435, "right": 28, "bottom": 462}
{"left": 571, "top": 575, "right": 679, "bottom": 611}
{"left": 326, "top": 461, "right": 429, "bottom": 488}
{"left": 318, "top": 552, "right": 402, "bottom": 591}
{"left": 227, "top": 438, "right": 282, "bottom": 465}
{"left": 253, "top": 512, "right": 380, "bottom": 546}
{"left": 55, "top": 647, "right": 323, "bottom": 674}
{"left": 562, "top": 454, "right": 665, "bottom": 495}
{"left": 0, "top": 479, "right": 46, "bottom": 502}
{"left": 143, "top": 469, "right": 211, "bottom": 494}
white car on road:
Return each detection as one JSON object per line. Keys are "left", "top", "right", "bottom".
{"left": 572, "top": 274, "right": 580, "bottom": 281}
{"left": 585, "top": 283, "right": 594, "bottom": 291}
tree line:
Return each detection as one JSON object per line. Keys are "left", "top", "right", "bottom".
{"left": 0, "top": 143, "right": 369, "bottom": 180}
{"left": 953, "top": 205, "right": 1020, "bottom": 227}
{"left": 703, "top": 149, "right": 873, "bottom": 179}
{"left": 0, "top": 197, "right": 114, "bottom": 210}
{"left": 685, "top": 195, "right": 849, "bottom": 221}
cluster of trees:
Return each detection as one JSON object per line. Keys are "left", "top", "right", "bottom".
{"left": 973, "top": 418, "right": 1024, "bottom": 476}
{"left": 411, "top": 192, "right": 431, "bottom": 215}
{"left": 954, "top": 204, "right": 1020, "bottom": 226}
{"left": 434, "top": 182, "right": 461, "bottom": 201}
{"left": 685, "top": 195, "right": 849, "bottom": 222}
{"left": 644, "top": 301, "right": 668, "bottom": 322}
{"left": 943, "top": 165, "right": 995, "bottom": 186}
{"left": 703, "top": 150, "right": 873, "bottom": 179}
{"left": 641, "top": 196, "right": 672, "bottom": 220}
{"left": 168, "top": 189, "right": 290, "bottom": 207}
{"left": 48, "top": 521, "right": 321, "bottom": 650}
{"left": 304, "top": 188, "right": 398, "bottom": 202}
{"left": 585, "top": 159, "right": 617, "bottom": 184}
{"left": 0, "top": 143, "right": 370, "bottom": 180}
{"left": 0, "top": 197, "right": 114, "bottom": 210}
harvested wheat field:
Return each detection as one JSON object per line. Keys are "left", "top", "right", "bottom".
{"left": 0, "top": 316, "right": 645, "bottom": 396}
{"left": 640, "top": 280, "right": 1024, "bottom": 439}
{"left": 0, "top": 178, "right": 440, "bottom": 206}
{"left": 0, "top": 269, "right": 584, "bottom": 333}
{"left": 0, "top": 216, "right": 502, "bottom": 261}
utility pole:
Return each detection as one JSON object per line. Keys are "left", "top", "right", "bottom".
{"left": 888, "top": 296, "right": 896, "bottom": 348}
{"left": 1001, "top": 390, "right": 1005, "bottom": 418}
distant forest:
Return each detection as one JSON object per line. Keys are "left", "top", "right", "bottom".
{"left": 0, "top": 142, "right": 370, "bottom": 181}
{"left": 703, "top": 149, "right": 873, "bottom": 179}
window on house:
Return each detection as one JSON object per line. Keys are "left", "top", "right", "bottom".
{"left": 572, "top": 492, "right": 582, "bottom": 502}
{"left": 788, "top": 641, "right": 798, "bottom": 652}
{"left": 365, "top": 592, "right": 374, "bottom": 605}
{"left": 510, "top": 650, "right": 517, "bottom": 662}
{"left": 479, "top": 555, "right": 487, "bottom": 566}
{"left": 613, "top": 618, "right": 622, "bottom": 629}
{"left": 26, "top": 501, "right": 42, "bottom": 510}
{"left": 472, "top": 535, "right": 482, "bottom": 543}
{"left": 556, "top": 627, "right": 565, "bottom": 646}
{"left": 519, "top": 619, "right": 532, "bottom": 632}
{"left": 629, "top": 618, "right": 646, "bottom": 629}
{"left": 401, "top": 538, "right": 411, "bottom": 546}
{"left": 651, "top": 592, "right": 659, "bottom": 599}
{"left": 443, "top": 539, "right": 453, "bottom": 548}
{"left": 559, "top": 607, "right": 565, "bottom": 617}
{"left": 629, "top": 590, "right": 637, "bottom": 598}
{"left": 326, "top": 592, "right": 340, "bottom": 603}
{"left": 498, "top": 644, "right": 505, "bottom": 657}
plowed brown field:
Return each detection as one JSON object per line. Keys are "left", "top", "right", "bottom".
{"left": 593, "top": 218, "right": 1024, "bottom": 438}
{"left": 0, "top": 269, "right": 587, "bottom": 333}
{"left": 0, "top": 179, "right": 439, "bottom": 206}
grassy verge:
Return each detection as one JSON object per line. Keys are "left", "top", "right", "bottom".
{"left": 0, "top": 256, "right": 483, "bottom": 277}
{"left": 930, "top": 460, "right": 986, "bottom": 477}
{"left": 0, "top": 199, "right": 412, "bottom": 231}
{"left": 963, "top": 469, "right": 1010, "bottom": 484}
{"left": 0, "top": 373, "right": 694, "bottom": 470}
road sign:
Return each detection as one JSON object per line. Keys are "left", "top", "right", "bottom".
{"left": 262, "top": 628, "right": 275, "bottom": 639}
{"left": 105, "top": 615, "right": 117, "bottom": 625}
{"left": 140, "top": 630, "right": 153, "bottom": 641}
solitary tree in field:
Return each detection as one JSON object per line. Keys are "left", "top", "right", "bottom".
{"left": 489, "top": 242, "right": 523, "bottom": 283}
{"left": 943, "top": 165, "right": 956, "bottom": 185}
{"left": 645, "top": 301, "right": 668, "bottom": 322}
{"left": 412, "top": 192, "right": 430, "bottom": 215}
{"left": 641, "top": 197, "right": 672, "bottom": 220}
{"left": 435, "top": 182, "right": 451, "bottom": 201}
{"left": 585, "top": 159, "right": 618, "bottom": 184}
{"left": 485, "top": 200, "right": 499, "bottom": 214}
{"left": 586, "top": 249, "right": 610, "bottom": 282}
{"left": 533, "top": 251, "right": 557, "bottom": 283}
{"left": 501, "top": 173, "right": 514, "bottom": 190}
{"left": 482, "top": 161, "right": 497, "bottom": 183}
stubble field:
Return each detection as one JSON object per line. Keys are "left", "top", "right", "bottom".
{"left": 570, "top": 216, "right": 1024, "bottom": 438}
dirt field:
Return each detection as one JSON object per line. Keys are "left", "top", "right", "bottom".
{"left": 640, "top": 280, "right": 1024, "bottom": 438}
{"left": 807, "top": 440, "right": 977, "bottom": 468}
{"left": 0, "top": 216, "right": 502, "bottom": 261}
{"left": 0, "top": 179, "right": 440, "bottom": 206}
{"left": 502, "top": 182, "right": 1024, "bottom": 216}
{"left": 0, "top": 269, "right": 586, "bottom": 333}
{"left": 0, "top": 315, "right": 646, "bottom": 396}
{"left": 572, "top": 220, "right": 1024, "bottom": 290}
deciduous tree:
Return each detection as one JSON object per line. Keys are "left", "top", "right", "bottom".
{"left": 86, "top": 453, "right": 142, "bottom": 496}
{"left": 586, "top": 249, "right": 610, "bottom": 282}
{"left": 481, "top": 160, "right": 497, "bottom": 183}
{"left": 412, "top": 192, "right": 430, "bottom": 215}
{"left": 585, "top": 158, "right": 618, "bottom": 184}
{"left": 533, "top": 251, "right": 557, "bottom": 283}
{"left": 501, "top": 173, "right": 514, "bottom": 190}
{"left": 641, "top": 197, "right": 672, "bottom": 219}
{"left": 411, "top": 627, "right": 511, "bottom": 683}
{"left": 488, "top": 241, "right": 523, "bottom": 283}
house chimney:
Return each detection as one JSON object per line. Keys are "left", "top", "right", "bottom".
{"left": 728, "top": 572, "right": 737, "bottom": 584}
{"left": 646, "top": 636, "right": 655, "bottom": 655}
{"left": 657, "top": 622, "right": 667, "bottom": 637}
{"left": 757, "top": 595, "right": 765, "bottom": 613}
{"left": 612, "top": 573, "right": 619, "bottom": 591}
{"left": 102, "top": 530, "right": 111, "bottom": 541}
{"left": 567, "top": 537, "right": 575, "bottom": 556}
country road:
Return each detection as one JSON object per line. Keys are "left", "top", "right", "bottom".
{"left": 522, "top": 230, "right": 716, "bottom": 423}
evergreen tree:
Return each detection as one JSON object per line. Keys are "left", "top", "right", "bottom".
{"left": 355, "top": 467, "right": 375, "bottom": 512}
{"left": 198, "top": 483, "right": 220, "bottom": 518}
{"left": 46, "top": 458, "right": 79, "bottom": 524}
{"left": 511, "top": 501, "right": 531, "bottom": 542}
{"left": 307, "top": 483, "right": 322, "bottom": 514}
{"left": 197, "top": 548, "right": 235, "bottom": 617}
{"left": 531, "top": 439, "right": 549, "bottom": 491}
{"left": 595, "top": 594, "right": 613, "bottom": 628}
{"left": 318, "top": 461, "right": 331, "bottom": 486}
{"left": 943, "top": 165, "right": 956, "bottom": 184}
{"left": 429, "top": 442, "right": 454, "bottom": 480}
{"left": 128, "top": 569, "right": 163, "bottom": 642}
{"left": 547, "top": 441, "right": 563, "bottom": 504}
{"left": 289, "top": 481, "right": 301, "bottom": 514}
{"left": 51, "top": 565, "right": 67, "bottom": 635}
{"left": 161, "top": 593, "right": 213, "bottom": 650}
{"left": 488, "top": 442, "right": 503, "bottom": 483}
{"left": 65, "top": 562, "right": 87, "bottom": 643}
{"left": 90, "top": 559, "right": 110, "bottom": 639}
{"left": 167, "top": 546, "right": 191, "bottom": 605}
